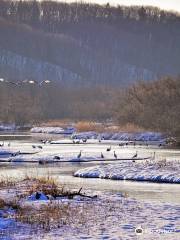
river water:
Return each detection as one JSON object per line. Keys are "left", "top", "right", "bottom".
{"left": 0, "top": 131, "right": 180, "bottom": 205}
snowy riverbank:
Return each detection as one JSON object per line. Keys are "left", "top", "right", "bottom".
{"left": 30, "top": 126, "right": 75, "bottom": 134}
{"left": 0, "top": 123, "right": 20, "bottom": 131}
{"left": 72, "top": 131, "right": 166, "bottom": 142}
{"left": 0, "top": 123, "right": 31, "bottom": 131}
{"left": 30, "top": 126, "right": 166, "bottom": 143}
{"left": 74, "top": 160, "right": 180, "bottom": 184}
{"left": 0, "top": 178, "right": 179, "bottom": 240}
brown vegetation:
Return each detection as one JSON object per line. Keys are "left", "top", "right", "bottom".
{"left": 0, "top": 1, "right": 179, "bottom": 138}
{"left": 0, "top": 176, "right": 97, "bottom": 232}
{"left": 0, "top": 177, "right": 16, "bottom": 188}
{"left": 27, "top": 176, "right": 62, "bottom": 197}
{"left": 0, "top": 84, "right": 114, "bottom": 125}
{"left": 115, "top": 77, "right": 180, "bottom": 137}
{"left": 15, "top": 201, "right": 89, "bottom": 231}
{"left": 40, "top": 119, "right": 74, "bottom": 128}
{"left": 75, "top": 121, "right": 104, "bottom": 132}
{"left": 75, "top": 121, "right": 145, "bottom": 133}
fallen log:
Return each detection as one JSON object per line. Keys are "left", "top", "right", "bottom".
{"left": 30, "top": 187, "right": 97, "bottom": 200}
{"left": 59, "top": 187, "right": 97, "bottom": 199}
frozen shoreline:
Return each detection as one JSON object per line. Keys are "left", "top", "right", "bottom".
{"left": 29, "top": 126, "right": 166, "bottom": 143}
{"left": 72, "top": 131, "right": 166, "bottom": 142}
{"left": 0, "top": 179, "right": 179, "bottom": 240}
{"left": 30, "top": 126, "right": 75, "bottom": 134}
{"left": 74, "top": 160, "right": 180, "bottom": 184}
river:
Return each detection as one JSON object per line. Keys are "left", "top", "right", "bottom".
{"left": 0, "top": 131, "right": 180, "bottom": 205}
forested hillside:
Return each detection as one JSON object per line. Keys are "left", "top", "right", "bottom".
{"left": 0, "top": 0, "right": 180, "bottom": 85}
{"left": 116, "top": 77, "right": 180, "bottom": 136}
{"left": 0, "top": 1, "right": 180, "bottom": 137}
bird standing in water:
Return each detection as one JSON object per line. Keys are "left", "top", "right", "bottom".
{"left": 132, "top": 151, "right": 138, "bottom": 158}
{"left": 37, "top": 145, "right": 43, "bottom": 149}
{"left": 114, "top": 151, "right": 117, "bottom": 159}
{"left": 101, "top": 152, "right": 104, "bottom": 159}
{"left": 77, "top": 150, "right": 82, "bottom": 159}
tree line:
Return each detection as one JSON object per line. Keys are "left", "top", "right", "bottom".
{"left": 0, "top": 1, "right": 180, "bottom": 137}
{"left": 0, "top": 82, "right": 114, "bottom": 125}
{"left": 115, "top": 76, "right": 180, "bottom": 137}
{"left": 0, "top": 76, "right": 180, "bottom": 138}
{"left": 0, "top": 1, "right": 180, "bottom": 85}
{"left": 1, "top": 0, "right": 180, "bottom": 27}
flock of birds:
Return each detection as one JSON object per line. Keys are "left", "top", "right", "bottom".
{"left": 72, "top": 138, "right": 164, "bottom": 148}
{"left": 0, "top": 137, "right": 157, "bottom": 162}
{"left": 0, "top": 139, "right": 139, "bottom": 161}
{"left": 32, "top": 145, "right": 43, "bottom": 149}
{"left": 0, "top": 78, "right": 51, "bottom": 86}
{"left": 75, "top": 146, "right": 138, "bottom": 160}
{"left": 38, "top": 139, "right": 139, "bottom": 160}
{"left": 0, "top": 141, "right": 11, "bottom": 147}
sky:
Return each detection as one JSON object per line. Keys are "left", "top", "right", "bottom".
{"left": 62, "top": 0, "right": 180, "bottom": 13}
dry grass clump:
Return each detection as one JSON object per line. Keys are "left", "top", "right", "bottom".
{"left": 0, "top": 197, "right": 21, "bottom": 211}
{"left": 40, "top": 119, "right": 74, "bottom": 128}
{"left": 156, "top": 159, "right": 167, "bottom": 168}
{"left": 0, "top": 177, "right": 16, "bottom": 188}
{"left": 37, "top": 119, "right": 145, "bottom": 134}
{"left": 75, "top": 121, "right": 104, "bottom": 132}
{"left": 113, "top": 123, "right": 145, "bottom": 133}
{"left": 15, "top": 201, "right": 88, "bottom": 231}
{"left": 155, "top": 159, "right": 177, "bottom": 170}
{"left": 75, "top": 121, "right": 145, "bottom": 133}
{"left": 137, "top": 159, "right": 179, "bottom": 171}
{"left": 0, "top": 176, "right": 97, "bottom": 233}
{"left": 25, "top": 176, "right": 62, "bottom": 198}
{"left": 0, "top": 198, "right": 6, "bottom": 208}
{"left": 7, "top": 198, "right": 22, "bottom": 210}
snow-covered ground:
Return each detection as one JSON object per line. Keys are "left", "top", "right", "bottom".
{"left": 31, "top": 126, "right": 75, "bottom": 134}
{"left": 0, "top": 124, "right": 17, "bottom": 131}
{"left": 0, "top": 148, "right": 23, "bottom": 158}
{"left": 72, "top": 131, "right": 166, "bottom": 142}
{"left": 30, "top": 127, "right": 166, "bottom": 143}
{"left": 0, "top": 124, "right": 31, "bottom": 131}
{"left": 0, "top": 134, "right": 179, "bottom": 239}
{"left": 0, "top": 183, "right": 179, "bottom": 240}
{"left": 74, "top": 160, "right": 180, "bottom": 183}
{"left": 0, "top": 145, "right": 155, "bottom": 163}
{"left": 0, "top": 138, "right": 179, "bottom": 179}
{"left": 6, "top": 154, "right": 103, "bottom": 163}
{"left": 0, "top": 139, "right": 155, "bottom": 163}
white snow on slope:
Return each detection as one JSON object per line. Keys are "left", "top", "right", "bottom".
{"left": 0, "top": 218, "right": 15, "bottom": 231}
{"left": 0, "top": 148, "right": 21, "bottom": 158}
{"left": 7, "top": 154, "right": 102, "bottom": 163}
{"left": 74, "top": 161, "right": 180, "bottom": 183}
{"left": 73, "top": 131, "right": 166, "bottom": 142}
{"left": 0, "top": 124, "right": 16, "bottom": 131}
{"left": 0, "top": 193, "right": 179, "bottom": 240}
{"left": 31, "top": 127, "right": 75, "bottom": 134}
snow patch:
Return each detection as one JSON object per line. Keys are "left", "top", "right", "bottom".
{"left": 31, "top": 126, "right": 75, "bottom": 134}
{"left": 74, "top": 161, "right": 180, "bottom": 183}
{"left": 0, "top": 149, "right": 20, "bottom": 158}
{"left": 0, "top": 124, "right": 16, "bottom": 131}
{"left": 72, "top": 131, "right": 166, "bottom": 142}
{"left": 0, "top": 218, "right": 15, "bottom": 229}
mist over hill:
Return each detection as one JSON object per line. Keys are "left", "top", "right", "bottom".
{"left": 0, "top": 0, "right": 180, "bottom": 86}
